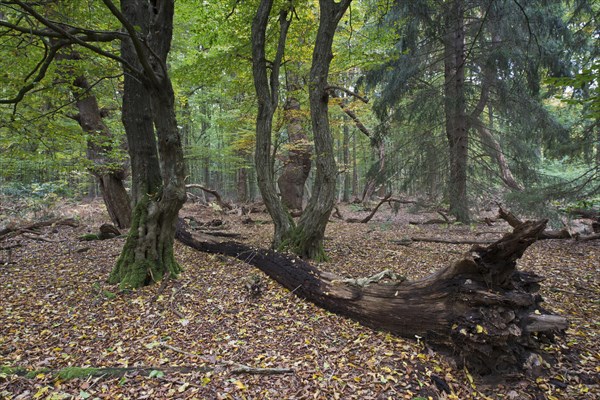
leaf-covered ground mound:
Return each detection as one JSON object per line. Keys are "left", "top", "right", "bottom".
{"left": 1, "top": 200, "right": 599, "bottom": 399}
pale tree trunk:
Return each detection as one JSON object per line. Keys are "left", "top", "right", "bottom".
{"left": 237, "top": 166, "right": 248, "bottom": 204}
{"left": 251, "top": 0, "right": 293, "bottom": 246}
{"left": 444, "top": 0, "right": 469, "bottom": 223}
{"left": 53, "top": 44, "right": 132, "bottom": 228}
{"left": 108, "top": 0, "right": 185, "bottom": 289}
{"left": 292, "top": 0, "right": 352, "bottom": 260}
{"left": 342, "top": 123, "right": 351, "bottom": 202}
{"left": 71, "top": 76, "right": 132, "bottom": 228}
{"left": 277, "top": 71, "right": 312, "bottom": 211}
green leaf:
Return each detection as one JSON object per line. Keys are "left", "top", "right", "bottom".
{"left": 149, "top": 370, "right": 165, "bottom": 378}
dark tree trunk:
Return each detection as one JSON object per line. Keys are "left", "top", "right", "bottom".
{"left": 292, "top": 0, "right": 352, "bottom": 260}
{"left": 443, "top": 0, "right": 469, "bottom": 223}
{"left": 176, "top": 219, "right": 567, "bottom": 374}
{"left": 108, "top": 0, "right": 185, "bottom": 289}
{"left": 251, "top": 0, "right": 294, "bottom": 247}
{"left": 361, "top": 133, "right": 386, "bottom": 202}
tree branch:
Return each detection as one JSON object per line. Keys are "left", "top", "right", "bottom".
{"left": 325, "top": 85, "right": 369, "bottom": 103}
{"left": 100, "top": 0, "right": 160, "bottom": 88}
{"left": 5, "top": 0, "right": 133, "bottom": 70}
{"left": 0, "top": 41, "right": 62, "bottom": 106}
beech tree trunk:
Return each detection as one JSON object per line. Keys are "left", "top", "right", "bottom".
{"left": 176, "top": 218, "right": 567, "bottom": 374}
{"left": 108, "top": 0, "right": 185, "bottom": 288}
{"left": 444, "top": 0, "right": 469, "bottom": 223}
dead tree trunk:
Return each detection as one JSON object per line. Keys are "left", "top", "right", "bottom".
{"left": 176, "top": 219, "right": 567, "bottom": 374}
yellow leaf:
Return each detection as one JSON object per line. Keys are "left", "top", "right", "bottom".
{"left": 33, "top": 386, "right": 49, "bottom": 399}
{"left": 476, "top": 325, "right": 484, "bottom": 334}
{"left": 234, "top": 380, "right": 247, "bottom": 390}
{"left": 178, "top": 382, "right": 189, "bottom": 392}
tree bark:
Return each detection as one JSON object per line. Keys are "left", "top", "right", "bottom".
{"left": 475, "top": 125, "right": 523, "bottom": 191}
{"left": 277, "top": 69, "right": 312, "bottom": 211}
{"left": 443, "top": 0, "right": 469, "bottom": 223}
{"left": 70, "top": 75, "right": 132, "bottom": 228}
{"left": 291, "top": 0, "right": 352, "bottom": 260}
{"left": 251, "top": 0, "right": 294, "bottom": 247}
{"left": 108, "top": 0, "right": 185, "bottom": 289}
{"left": 176, "top": 218, "right": 567, "bottom": 374}
{"left": 342, "top": 123, "right": 351, "bottom": 202}
{"left": 53, "top": 43, "right": 132, "bottom": 228}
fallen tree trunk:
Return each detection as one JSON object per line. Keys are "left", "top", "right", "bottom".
{"left": 498, "top": 207, "right": 600, "bottom": 240}
{"left": 175, "top": 219, "right": 567, "bottom": 374}
{"left": 186, "top": 184, "right": 233, "bottom": 210}
{"left": 0, "top": 218, "right": 79, "bottom": 241}
{"left": 393, "top": 237, "right": 494, "bottom": 245}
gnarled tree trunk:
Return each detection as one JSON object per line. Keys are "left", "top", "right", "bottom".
{"left": 54, "top": 44, "right": 132, "bottom": 228}
{"left": 71, "top": 75, "right": 132, "bottom": 228}
{"left": 290, "top": 0, "right": 352, "bottom": 260}
{"left": 251, "top": 0, "right": 294, "bottom": 247}
{"left": 108, "top": 0, "right": 185, "bottom": 289}
{"left": 176, "top": 218, "right": 567, "bottom": 374}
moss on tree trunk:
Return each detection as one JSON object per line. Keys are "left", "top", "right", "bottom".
{"left": 108, "top": 193, "right": 182, "bottom": 289}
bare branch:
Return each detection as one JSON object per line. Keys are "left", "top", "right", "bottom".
{"left": 5, "top": 1, "right": 133, "bottom": 71}
{"left": 325, "top": 85, "right": 369, "bottom": 103}
{"left": 0, "top": 41, "right": 62, "bottom": 106}
{"left": 100, "top": 0, "right": 161, "bottom": 88}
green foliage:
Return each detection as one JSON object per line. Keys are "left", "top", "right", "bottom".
{"left": 504, "top": 159, "right": 599, "bottom": 225}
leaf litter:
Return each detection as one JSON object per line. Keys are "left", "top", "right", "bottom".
{"left": 0, "top": 200, "right": 598, "bottom": 399}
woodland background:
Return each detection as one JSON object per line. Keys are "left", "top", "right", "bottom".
{"left": 0, "top": 0, "right": 599, "bottom": 399}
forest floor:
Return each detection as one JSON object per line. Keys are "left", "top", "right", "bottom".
{"left": 0, "top": 198, "right": 599, "bottom": 400}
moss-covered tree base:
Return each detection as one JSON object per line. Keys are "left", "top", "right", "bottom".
{"left": 108, "top": 194, "right": 182, "bottom": 289}
{"left": 279, "top": 226, "right": 328, "bottom": 262}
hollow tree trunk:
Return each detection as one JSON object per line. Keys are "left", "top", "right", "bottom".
{"left": 176, "top": 218, "right": 567, "bottom": 374}
{"left": 108, "top": 0, "right": 185, "bottom": 289}
{"left": 443, "top": 0, "right": 469, "bottom": 223}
